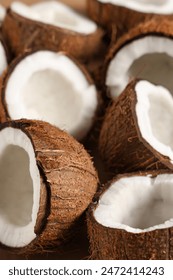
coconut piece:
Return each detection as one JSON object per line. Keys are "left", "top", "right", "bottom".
{"left": 0, "top": 5, "right": 5, "bottom": 25}
{"left": 99, "top": 80, "right": 173, "bottom": 174}
{"left": 87, "top": 0, "right": 173, "bottom": 37}
{"left": 0, "top": 119, "right": 98, "bottom": 252}
{"left": 2, "top": 1, "right": 104, "bottom": 60}
{"left": 87, "top": 170, "right": 173, "bottom": 260}
{"left": 105, "top": 18, "right": 173, "bottom": 99}
{"left": 0, "top": 50, "right": 98, "bottom": 141}
{"left": 0, "top": 34, "right": 8, "bottom": 75}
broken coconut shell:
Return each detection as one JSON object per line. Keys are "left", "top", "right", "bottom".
{"left": 2, "top": 1, "right": 104, "bottom": 60}
{"left": 87, "top": 170, "right": 173, "bottom": 260}
{"left": 0, "top": 119, "right": 98, "bottom": 253}
{"left": 105, "top": 18, "right": 173, "bottom": 99}
{"left": 0, "top": 49, "right": 99, "bottom": 141}
{"left": 99, "top": 79, "right": 173, "bottom": 175}
{"left": 87, "top": 0, "right": 173, "bottom": 38}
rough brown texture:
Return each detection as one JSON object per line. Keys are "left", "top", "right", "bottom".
{"left": 87, "top": 171, "right": 173, "bottom": 260}
{"left": 87, "top": 0, "right": 173, "bottom": 38}
{"left": 99, "top": 80, "right": 173, "bottom": 175}
{"left": 2, "top": 7, "right": 104, "bottom": 60}
{"left": 0, "top": 119, "right": 98, "bottom": 253}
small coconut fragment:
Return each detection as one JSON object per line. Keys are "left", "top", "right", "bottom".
{"left": 0, "top": 119, "right": 98, "bottom": 252}
{"left": 0, "top": 35, "right": 8, "bottom": 75}
{"left": 87, "top": 171, "right": 173, "bottom": 260}
{"left": 99, "top": 80, "right": 173, "bottom": 174}
{"left": 105, "top": 18, "right": 173, "bottom": 99}
{"left": 0, "top": 50, "right": 98, "bottom": 140}
{"left": 2, "top": 1, "right": 104, "bottom": 60}
{"left": 0, "top": 5, "right": 6, "bottom": 25}
{"left": 87, "top": 0, "right": 173, "bottom": 37}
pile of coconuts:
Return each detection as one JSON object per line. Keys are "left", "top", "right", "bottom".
{"left": 1, "top": 0, "right": 173, "bottom": 260}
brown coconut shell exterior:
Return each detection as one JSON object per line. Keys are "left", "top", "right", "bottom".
{"left": 2, "top": 7, "right": 104, "bottom": 61}
{"left": 87, "top": 0, "right": 173, "bottom": 38}
{"left": 87, "top": 170, "right": 173, "bottom": 260}
{"left": 0, "top": 119, "right": 98, "bottom": 253}
{"left": 99, "top": 79, "right": 173, "bottom": 175}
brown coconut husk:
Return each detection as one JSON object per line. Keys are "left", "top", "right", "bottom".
{"left": 0, "top": 119, "right": 98, "bottom": 254}
{"left": 87, "top": 170, "right": 173, "bottom": 260}
{"left": 2, "top": 7, "right": 104, "bottom": 61}
{"left": 87, "top": 0, "right": 173, "bottom": 38}
{"left": 99, "top": 79, "right": 173, "bottom": 175}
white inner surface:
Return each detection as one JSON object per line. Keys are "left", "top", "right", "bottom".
{"left": 94, "top": 174, "right": 173, "bottom": 232}
{"left": 11, "top": 1, "right": 97, "bottom": 34}
{"left": 136, "top": 80, "right": 173, "bottom": 162}
{"left": 0, "top": 127, "right": 40, "bottom": 247}
{"left": 0, "top": 41, "right": 8, "bottom": 76}
{"left": 98, "top": 0, "right": 172, "bottom": 13}
{"left": 5, "top": 51, "right": 98, "bottom": 140}
{"left": 106, "top": 36, "right": 173, "bottom": 99}
{"left": 0, "top": 5, "right": 6, "bottom": 23}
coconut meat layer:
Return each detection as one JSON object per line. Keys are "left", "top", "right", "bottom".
{"left": 106, "top": 36, "right": 173, "bottom": 99}
{"left": 5, "top": 51, "right": 97, "bottom": 140}
{"left": 0, "top": 41, "right": 7, "bottom": 75}
{"left": 136, "top": 80, "right": 173, "bottom": 161}
{"left": 0, "top": 127, "right": 40, "bottom": 247}
{"left": 11, "top": 1, "right": 97, "bottom": 34}
{"left": 94, "top": 174, "right": 173, "bottom": 233}
{"left": 98, "top": 0, "right": 173, "bottom": 14}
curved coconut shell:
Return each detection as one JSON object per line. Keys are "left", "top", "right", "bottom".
{"left": 2, "top": 8, "right": 104, "bottom": 60}
{"left": 99, "top": 80, "right": 173, "bottom": 175}
{"left": 87, "top": 0, "right": 173, "bottom": 38}
{"left": 0, "top": 119, "right": 98, "bottom": 253}
{"left": 87, "top": 170, "right": 173, "bottom": 260}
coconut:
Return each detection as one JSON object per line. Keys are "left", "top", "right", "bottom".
{"left": 0, "top": 5, "right": 5, "bottom": 25}
{"left": 87, "top": 0, "right": 173, "bottom": 37}
{"left": 0, "top": 119, "right": 98, "bottom": 252}
{"left": 0, "top": 49, "right": 98, "bottom": 141}
{"left": 105, "top": 18, "right": 173, "bottom": 100}
{"left": 0, "top": 33, "right": 8, "bottom": 75}
{"left": 2, "top": 1, "right": 104, "bottom": 60}
{"left": 87, "top": 170, "right": 173, "bottom": 260}
{"left": 99, "top": 80, "right": 173, "bottom": 175}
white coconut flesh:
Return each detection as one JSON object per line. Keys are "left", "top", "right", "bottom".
{"left": 11, "top": 1, "right": 97, "bottom": 34}
{"left": 0, "top": 41, "right": 7, "bottom": 76}
{"left": 0, "top": 127, "right": 40, "bottom": 247}
{"left": 97, "top": 0, "right": 172, "bottom": 14}
{"left": 94, "top": 174, "right": 173, "bottom": 233}
{"left": 5, "top": 51, "right": 97, "bottom": 140}
{"left": 106, "top": 36, "right": 173, "bottom": 99}
{"left": 136, "top": 80, "right": 173, "bottom": 162}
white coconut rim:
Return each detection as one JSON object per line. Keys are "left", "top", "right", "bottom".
{"left": 0, "top": 127, "right": 40, "bottom": 247}
{"left": 11, "top": 1, "right": 97, "bottom": 35}
{"left": 97, "top": 0, "right": 173, "bottom": 14}
{"left": 106, "top": 36, "right": 173, "bottom": 99}
{"left": 0, "top": 5, "right": 6, "bottom": 23}
{"left": 94, "top": 173, "right": 173, "bottom": 233}
{"left": 0, "top": 41, "right": 7, "bottom": 76}
{"left": 135, "top": 80, "right": 173, "bottom": 162}
{"left": 5, "top": 50, "right": 98, "bottom": 140}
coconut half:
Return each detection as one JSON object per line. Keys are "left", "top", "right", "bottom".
{"left": 105, "top": 19, "right": 173, "bottom": 99}
{"left": 0, "top": 119, "right": 98, "bottom": 251}
{"left": 2, "top": 1, "right": 104, "bottom": 59}
{"left": 0, "top": 50, "right": 98, "bottom": 140}
{"left": 87, "top": 0, "right": 173, "bottom": 37}
{"left": 99, "top": 80, "right": 173, "bottom": 174}
{"left": 87, "top": 171, "right": 173, "bottom": 259}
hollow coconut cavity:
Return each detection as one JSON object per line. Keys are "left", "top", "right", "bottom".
{"left": 94, "top": 173, "right": 173, "bottom": 232}
{"left": 106, "top": 36, "right": 173, "bottom": 99}
{"left": 11, "top": 1, "right": 97, "bottom": 35}
{"left": 0, "top": 127, "right": 40, "bottom": 248}
{"left": 0, "top": 119, "right": 98, "bottom": 251}
{"left": 2, "top": 51, "right": 98, "bottom": 140}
